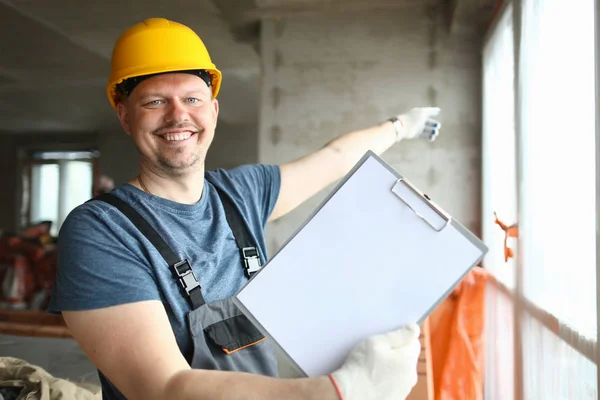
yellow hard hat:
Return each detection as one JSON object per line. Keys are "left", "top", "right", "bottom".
{"left": 106, "top": 18, "right": 222, "bottom": 109}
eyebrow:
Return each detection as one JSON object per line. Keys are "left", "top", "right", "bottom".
{"left": 183, "top": 89, "right": 210, "bottom": 97}
{"left": 137, "top": 93, "right": 164, "bottom": 101}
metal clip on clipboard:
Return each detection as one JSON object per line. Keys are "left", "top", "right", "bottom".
{"left": 391, "top": 178, "right": 451, "bottom": 232}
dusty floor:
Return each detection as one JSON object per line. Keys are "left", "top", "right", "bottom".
{"left": 0, "top": 334, "right": 100, "bottom": 386}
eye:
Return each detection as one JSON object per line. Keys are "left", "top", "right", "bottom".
{"left": 144, "top": 99, "right": 164, "bottom": 107}
{"left": 185, "top": 98, "right": 201, "bottom": 105}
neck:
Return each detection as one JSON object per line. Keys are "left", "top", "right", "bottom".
{"left": 133, "top": 166, "right": 205, "bottom": 205}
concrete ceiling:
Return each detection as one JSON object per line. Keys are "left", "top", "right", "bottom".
{"left": 0, "top": 0, "right": 261, "bottom": 133}
{"left": 0, "top": 0, "right": 497, "bottom": 134}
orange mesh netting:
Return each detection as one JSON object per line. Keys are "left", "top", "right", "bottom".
{"left": 429, "top": 267, "right": 490, "bottom": 400}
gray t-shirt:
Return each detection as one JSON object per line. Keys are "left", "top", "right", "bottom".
{"left": 48, "top": 164, "right": 281, "bottom": 400}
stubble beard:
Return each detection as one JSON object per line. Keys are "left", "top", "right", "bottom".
{"left": 139, "top": 121, "right": 212, "bottom": 178}
{"left": 153, "top": 146, "right": 206, "bottom": 178}
{"left": 138, "top": 140, "right": 207, "bottom": 179}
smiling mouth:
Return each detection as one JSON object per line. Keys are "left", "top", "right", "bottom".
{"left": 159, "top": 131, "right": 197, "bottom": 142}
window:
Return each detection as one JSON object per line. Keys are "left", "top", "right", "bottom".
{"left": 519, "top": 0, "right": 596, "bottom": 342}
{"left": 482, "top": 6, "right": 518, "bottom": 398}
{"left": 483, "top": 1, "right": 598, "bottom": 398}
{"left": 482, "top": 4, "right": 516, "bottom": 287}
{"left": 518, "top": 0, "right": 597, "bottom": 397}
{"left": 22, "top": 151, "right": 97, "bottom": 236}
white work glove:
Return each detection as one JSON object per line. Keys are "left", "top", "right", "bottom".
{"left": 329, "top": 323, "right": 421, "bottom": 400}
{"left": 390, "top": 107, "right": 442, "bottom": 142}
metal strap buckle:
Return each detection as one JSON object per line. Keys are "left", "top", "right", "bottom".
{"left": 242, "top": 247, "right": 262, "bottom": 277}
{"left": 172, "top": 259, "right": 201, "bottom": 294}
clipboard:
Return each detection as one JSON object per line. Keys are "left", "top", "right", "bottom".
{"left": 233, "top": 150, "right": 488, "bottom": 378}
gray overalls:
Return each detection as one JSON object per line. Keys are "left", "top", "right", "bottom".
{"left": 93, "top": 187, "right": 279, "bottom": 376}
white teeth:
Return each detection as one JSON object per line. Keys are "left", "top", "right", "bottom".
{"left": 163, "top": 132, "right": 192, "bottom": 141}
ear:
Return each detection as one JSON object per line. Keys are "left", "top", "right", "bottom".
{"left": 116, "top": 102, "right": 132, "bottom": 135}
{"left": 212, "top": 99, "right": 219, "bottom": 121}
{"left": 212, "top": 98, "right": 219, "bottom": 125}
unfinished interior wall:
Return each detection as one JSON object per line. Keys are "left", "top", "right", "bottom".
{"left": 0, "top": 135, "right": 19, "bottom": 233}
{"left": 258, "top": 6, "right": 483, "bottom": 254}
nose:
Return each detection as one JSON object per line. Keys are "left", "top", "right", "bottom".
{"left": 165, "top": 99, "right": 189, "bottom": 124}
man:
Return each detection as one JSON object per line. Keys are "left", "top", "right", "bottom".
{"left": 49, "top": 18, "right": 441, "bottom": 400}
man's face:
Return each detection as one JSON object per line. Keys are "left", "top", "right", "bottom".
{"left": 116, "top": 73, "right": 219, "bottom": 177}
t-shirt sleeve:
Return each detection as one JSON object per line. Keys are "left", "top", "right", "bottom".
{"left": 48, "top": 204, "right": 161, "bottom": 314}
{"left": 218, "top": 164, "right": 281, "bottom": 227}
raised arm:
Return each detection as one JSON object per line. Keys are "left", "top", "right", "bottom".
{"left": 269, "top": 107, "right": 441, "bottom": 221}
{"left": 63, "top": 302, "right": 338, "bottom": 400}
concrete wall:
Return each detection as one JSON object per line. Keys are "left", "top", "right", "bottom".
{"left": 258, "top": 7, "right": 482, "bottom": 255}
{"left": 206, "top": 121, "right": 258, "bottom": 171}
{"left": 0, "top": 135, "right": 19, "bottom": 233}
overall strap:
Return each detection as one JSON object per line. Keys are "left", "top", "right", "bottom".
{"left": 90, "top": 193, "right": 205, "bottom": 309}
{"left": 212, "top": 186, "right": 262, "bottom": 278}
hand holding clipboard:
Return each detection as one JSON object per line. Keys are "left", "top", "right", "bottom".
{"left": 329, "top": 323, "right": 421, "bottom": 400}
